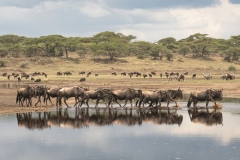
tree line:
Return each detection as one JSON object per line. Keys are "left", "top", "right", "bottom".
{"left": 0, "top": 31, "right": 239, "bottom": 62}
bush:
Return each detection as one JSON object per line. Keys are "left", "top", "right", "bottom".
{"left": 165, "top": 53, "right": 173, "bottom": 61}
{"left": 0, "top": 60, "right": 7, "bottom": 67}
{"left": 228, "top": 65, "right": 236, "bottom": 71}
{"left": 20, "top": 62, "right": 28, "bottom": 68}
{"left": 67, "top": 57, "right": 80, "bottom": 64}
{"left": 137, "top": 54, "right": 145, "bottom": 59}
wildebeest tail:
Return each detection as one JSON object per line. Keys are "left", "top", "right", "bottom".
{"left": 16, "top": 92, "right": 19, "bottom": 104}
{"left": 187, "top": 95, "right": 192, "bottom": 108}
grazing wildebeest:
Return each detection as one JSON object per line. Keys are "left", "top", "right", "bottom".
{"left": 80, "top": 78, "right": 86, "bottom": 82}
{"left": 95, "top": 74, "right": 98, "bottom": 76}
{"left": 21, "top": 73, "right": 30, "bottom": 79}
{"left": 160, "top": 73, "right": 162, "bottom": 77}
{"left": 151, "top": 72, "right": 156, "bottom": 76}
{"left": 31, "top": 77, "right": 35, "bottom": 81}
{"left": 2, "top": 73, "right": 7, "bottom": 77}
{"left": 178, "top": 74, "right": 184, "bottom": 82}
{"left": 35, "top": 78, "right": 41, "bottom": 82}
{"left": 57, "top": 86, "right": 87, "bottom": 107}
{"left": 18, "top": 77, "right": 21, "bottom": 82}
{"left": 184, "top": 72, "right": 188, "bottom": 75}
{"left": 44, "top": 86, "right": 62, "bottom": 106}
{"left": 16, "top": 86, "right": 35, "bottom": 107}
{"left": 225, "top": 73, "right": 235, "bottom": 80}
{"left": 111, "top": 88, "right": 142, "bottom": 108}
{"left": 148, "top": 74, "right": 152, "bottom": 78}
{"left": 128, "top": 72, "right": 133, "bottom": 78}
{"left": 42, "top": 72, "right": 47, "bottom": 78}
{"left": 64, "top": 71, "right": 72, "bottom": 76}
{"left": 203, "top": 73, "right": 212, "bottom": 80}
{"left": 187, "top": 89, "right": 223, "bottom": 108}
{"left": 79, "top": 89, "right": 113, "bottom": 108}
{"left": 192, "top": 74, "right": 196, "bottom": 79}
{"left": 79, "top": 71, "right": 85, "bottom": 75}
{"left": 143, "top": 74, "right": 147, "bottom": 78}
{"left": 7, "top": 75, "right": 11, "bottom": 80}
{"left": 121, "top": 72, "right": 126, "bottom": 76}
{"left": 112, "top": 72, "right": 117, "bottom": 76}
{"left": 87, "top": 72, "right": 91, "bottom": 77}
{"left": 57, "top": 71, "right": 62, "bottom": 75}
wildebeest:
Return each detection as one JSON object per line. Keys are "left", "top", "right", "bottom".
{"left": 203, "top": 73, "right": 212, "bottom": 80}
{"left": 138, "top": 90, "right": 166, "bottom": 108}
{"left": 80, "top": 78, "right": 86, "bottom": 82}
{"left": 121, "top": 72, "right": 126, "bottom": 76}
{"left": 18, "top": 77, "right": 21, "bottom": 82}
{"left": 79, "top": 71, "right": 85, "bottom": 75}
{"left": 151, "top": 71, "right": 156, "bottom": 75}
{"left": 57, "top": 71, "right": 62, "bottom": 76}
{"left": 143, "top": 74, "right": 147, "bottom": 78}
{"left": 79, "top": 89, "right": 113, "bottom": 108}
{"left": 187, "top": 88, "right": 223, "bottom": 108}
{"left": 148, "top": 74, "right": 152, "bottom": 78}
{"left": 226, "top": 74, "right": 235, "bottom": 80}
{"left": 35, "top": 78, "right": 41, "bottom": 82}
{"left": 178, "top": 74, "right": 184, "bottom": 82}
{"left": 111, "top": 88, "right": 142, "bottom": 107}
{"left": 64, "top": 71, "right": 72, "bottom": 76}
{"left": 2, "top": 73, "right": 7, "bottom": 77}
{"left": 44, "top": 86, "right": 62, "bottom": 106}
{"left": 87, "top": 72, "right": 91, "bottom": 77}
{"left": 192, "top": 74, "right": 196, "bottom": 79}
{"left": 112, "top": 72, "right": 117, "bottom": 76}
{"left": 57, "top": 86, "right": 87, "bottom": 107}
{"left": 33, "top": 85, "right": 48, "bottom": 107}
{"left": 7, "top": 75, "right": 11, "bottom": 80}
{"left": 162, "top": 88, "right": 183, "bottom": 107}
{"left": 16, "top": 86, "right": 36, "bottom": 107}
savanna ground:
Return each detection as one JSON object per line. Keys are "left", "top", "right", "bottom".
{"left": 0, "top": 54, "right": 239, "bottom": 115}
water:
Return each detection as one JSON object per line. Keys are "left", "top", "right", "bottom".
{"left": 0, "top": 101, "right": 240, "bottom": 160}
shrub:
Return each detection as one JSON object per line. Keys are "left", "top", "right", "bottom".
{"left": 228, "top": 65, "right": 236, "bottom": 71}
{"left": 20, "top": 63, "right": 28, "bottom": 68}
{"left": 137, "top": 54, "right": 145, "bottom": 59}
{"left": 165, "top": 53, "right": 173, "bottom": 61}
{"left": 0, "top": 60, "right": 7, "bottom": 67}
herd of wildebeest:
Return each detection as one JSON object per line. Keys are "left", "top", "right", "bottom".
{"left": 1, "top": 70, "right": 232, "bottom": 109}
{"left": 15, "top": 85, "right": 223, "bottom": 109}
{"left": 1, "top": 70, "right": 236, "bottom": 82}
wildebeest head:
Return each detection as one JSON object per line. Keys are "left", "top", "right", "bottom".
{"left": 168, "top": 88, "right": 183, "bottom": 100}
{"left": 210, "top": 88, "right": 223, "bottom": 101}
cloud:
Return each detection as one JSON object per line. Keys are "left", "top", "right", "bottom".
{"left": 102, "top": 0, "right": 221, "bottom": 9}
{"left": 0, "top": 0, "right": 239, "bottom": 42}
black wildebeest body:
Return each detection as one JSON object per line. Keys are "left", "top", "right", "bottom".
{"left": 192, "top": 74, "right": 196, "bottom": 79}
{"left": 79, "top": 89, "right": 113, "bottom": 108}
{"left": 178, "top": 74, "right": 184, "bottom": 82}
{"left": 34, "top": 85, "right": 48, "bottom": 107}
{"left": 16, "top": 86, "right": 35, "bottom": 107}
{"left": 161, "top": 88, "right": 183, "bottom": 107}
{"left": 44, "top": 87, "right": 62, "bottom": 106}
{"left": 138, "top": 90, "right": 163, "bottom": 108}
{"left": 80, "top": 78, "right": 86, "bottom": 82}
{"left": 58, "top": 86, "right": 87, "bottom": 107}
{"left": 111, "top": 88, "right": 142, "bottom": 107}
{"left": 187, "top": 89, "right": 223, "bottom": 108}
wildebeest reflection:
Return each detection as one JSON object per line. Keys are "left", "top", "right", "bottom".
{"left": 188, "top": 108, "right": 223, "bottom": 126}
{"left": 16, "top": 112, "right": 50, "bottom": 130}
{"left": 46, "top": 108, "right": 183, "bottom": 129}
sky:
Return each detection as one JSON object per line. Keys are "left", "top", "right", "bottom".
{"left": 0, "top": 0, "right": 240, "bottom": 42}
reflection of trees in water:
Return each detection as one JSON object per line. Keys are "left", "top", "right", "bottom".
{"left": 188, "top": 108, "right": 223, "bottom": 126}
{"left": 16, "top": 108, "right": 184, "bottom": 130}
{"left": 16, "top": 112, "right": 50, "bottom": 130}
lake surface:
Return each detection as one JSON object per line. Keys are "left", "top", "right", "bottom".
{"left": 0, "top": 101, "right": 240, "bottom": 160}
